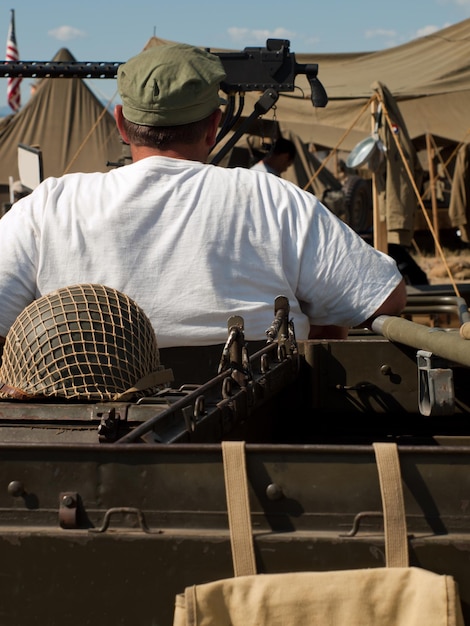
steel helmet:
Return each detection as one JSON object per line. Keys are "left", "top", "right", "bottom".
{"left": 0, "top": 284, "right": 173, "bottom": 401}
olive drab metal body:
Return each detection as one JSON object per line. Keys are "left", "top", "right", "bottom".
{"left": 0, "top": 293, "right": 470, "bottom": 625}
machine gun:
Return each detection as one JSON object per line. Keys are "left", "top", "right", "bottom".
{"left": 211, "top": 39, "right": 328, "bottom": 163}
{"left": 0, "top": 39, "right": 328, "bottom": 164}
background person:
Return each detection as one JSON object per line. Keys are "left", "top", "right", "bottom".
{"left": 0, "top": 43, "right": 406, "bottom": 358}
{"left": 250, "top": 137, "right": 297, "bottom": 177}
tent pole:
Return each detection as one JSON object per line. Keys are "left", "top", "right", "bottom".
{"left": 372, "top": 98, "right": 388, "bottom": 252}
{"left": 425, "top": 133, "right": 440, "bottom": 256}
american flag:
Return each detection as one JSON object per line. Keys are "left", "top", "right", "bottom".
{"left": 6, "top": 9, "right": 21, "bottom": 112}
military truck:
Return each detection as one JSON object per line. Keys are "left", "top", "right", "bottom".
{"left": 2, "top": 44, "right": 470, "bottom": 626}
{"left": 0, "top": 289, "right": 468, "bottom": 625}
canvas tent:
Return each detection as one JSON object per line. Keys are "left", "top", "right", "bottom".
{"left": 0, "top": 48, "right": 123, "bottom": 195}
{"left": 240, "top": 18, "right": 470, "bottom": 152}
{"left": 141, "top": 22, "right": 470, "bottom": 162}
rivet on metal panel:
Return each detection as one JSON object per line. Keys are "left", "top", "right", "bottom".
{"left": 266, "top": 483, "right": 284, "bottom": 500}
{"left": 61, "top": 494, "right": 76, "bottom": 508}
{"left": 7, "top": 480, "right": 25, "bottom": 498}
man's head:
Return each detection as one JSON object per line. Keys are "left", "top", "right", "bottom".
{"left": 264, "top": 137, "right": 297, "bottom": 175}
{"left": 115, "top": 43, "right": 226, "bottom": 155}
{"left": 118, "top": 43, "right": 226, "bottom": 126}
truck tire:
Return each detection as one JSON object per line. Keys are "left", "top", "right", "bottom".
{"left": 342, "top": 175, "right": 372, "bottom": 233}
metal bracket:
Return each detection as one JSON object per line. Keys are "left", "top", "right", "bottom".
{"left": 417, "top": 350, "right": 455, "bottom": 416}
{"left": 98, "top": 407, "right": 119, "bottom": 442}
{"left": 59, "top": 492, "right": 79, "bottom": 529}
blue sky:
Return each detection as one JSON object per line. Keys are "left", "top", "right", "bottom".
{"left": 2, "top": 0, "right": 470, "bottom": 110}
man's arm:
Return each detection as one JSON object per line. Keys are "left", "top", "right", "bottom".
{"left": 359, "top": 278, "right": 407, "bottom": 328}
{"left": 309, "top": 278, "right": 407, "bottom": 339}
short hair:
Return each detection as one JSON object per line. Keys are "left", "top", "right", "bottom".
{"left": 121, "top": 114, "right": 213, "bottom": 149}
{"left": 272, "top": 137, "right": 297, "bottom": 160}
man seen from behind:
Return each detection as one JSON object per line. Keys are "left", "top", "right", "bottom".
{"left": 0, "top": 43, "right": 406, "bottom": 357}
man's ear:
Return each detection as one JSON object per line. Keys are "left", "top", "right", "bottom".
{"left": 114, "top": 105, "right": 130, "bottom": 144}
{"left": 207, "top": 109, "right": 223, "bottom": 148}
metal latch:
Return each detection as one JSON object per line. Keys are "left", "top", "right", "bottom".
{"left": 417, "top": 350, "right": 454, "bottom": 416}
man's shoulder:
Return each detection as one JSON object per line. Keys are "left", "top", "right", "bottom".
{"left": 249, "top": 161, "right": 268, "bottom": 173}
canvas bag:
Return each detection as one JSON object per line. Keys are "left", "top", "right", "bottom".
{"left": 173, "top": 441, "right": 465, "bottom": 626}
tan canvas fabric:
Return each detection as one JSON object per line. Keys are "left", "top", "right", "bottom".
{"left": 173, "top": 441, "right": 465, "bottom": 626}
{"left": 0, "top": 48, "right": 123, "bottom": 186}
{"left": 237, "top": 19, "right": 470, "bottom": 150}
{"left": 141, "top": 21, "right": 470, "bottom": 154}
{"left": 373, "top": 82, "right": 424, "bottom": 246}
{"left": 173, "top": 567, "right": 464, "bottom": 626}
{"left": 449, "top": 143, "right": 470, "bottom": 242}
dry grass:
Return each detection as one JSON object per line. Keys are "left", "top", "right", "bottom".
{"left": 412, "top": 247, "right": 470, "bottom": 284}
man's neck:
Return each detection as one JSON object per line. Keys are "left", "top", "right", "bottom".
{"left": 130, "top": 144, "right": 209, "bottom": 163}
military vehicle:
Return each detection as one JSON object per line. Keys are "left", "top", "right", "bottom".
{"left": 2, "top": 43, "right": 470, "bottom": 626}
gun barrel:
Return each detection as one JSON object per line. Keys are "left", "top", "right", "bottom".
{"left": 372, "top": 315, "right": 470, "bottom": 367}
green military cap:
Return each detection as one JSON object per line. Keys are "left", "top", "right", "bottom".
{"left": 117, "top": 43, "right": 226, "bottom": 127}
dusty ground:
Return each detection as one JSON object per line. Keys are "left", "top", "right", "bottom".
{"left": 413, "top": 247, "right": 470, "bottom": 284}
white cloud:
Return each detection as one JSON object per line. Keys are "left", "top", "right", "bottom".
{"left": 48, "top": 26, "right": 87, "bottom": 42}
{"left": 303, "top": 36, "right": 321, "bottom": 48}
{"left": 365, "top": 23, "right": 452, "bottom": 49}
{"left": 227, "top": 26, "right": 296, "bottom": 45}
{"left": 412, "top": 25, "right": 441, "bottom": 38}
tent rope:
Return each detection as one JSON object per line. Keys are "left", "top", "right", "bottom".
{"left": 420, "top": 133, "right": 453, "bottom": 202}
{"left": 442, "top": 127, "right": 470, "bottom": 172}
{"left": 63, "top": 91, "right": 118, "bottom": 175}
{"left": 302, "top": 96, "right": 375, "bottom": 192}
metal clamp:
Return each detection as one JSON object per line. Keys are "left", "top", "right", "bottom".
{"left": 417, "top": 350, "right": 455, "bottom": 416}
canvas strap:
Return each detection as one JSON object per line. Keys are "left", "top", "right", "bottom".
{"left": 221, "top": 441, "right": 408, "bottom": 576}
{"left": 113, "top": 368, "right": 174, "bottom": 401}
{"left": 222, "top": 441, "right": 257, "bottom": 577}
{"left": 373, "top": 442, "right": 409, "bottom": 568}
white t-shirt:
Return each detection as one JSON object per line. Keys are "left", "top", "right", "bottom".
{"left": 0, "top": 156, "right": 402, "bottom": 347}
{"left": 250, "top": 161, "right": 278, "bottom": 175}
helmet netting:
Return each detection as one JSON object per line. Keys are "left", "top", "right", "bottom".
{"left": 0, "top": 284, "right": 161, "bottom": 400}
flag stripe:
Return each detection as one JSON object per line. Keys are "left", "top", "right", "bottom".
{"left": 6, "top": 9, "right": 21, "bottom": 112}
